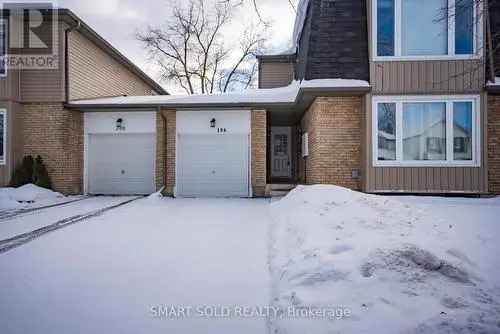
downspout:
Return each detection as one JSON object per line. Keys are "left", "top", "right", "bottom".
{"left": 64, "top": 19, "right": 81, "bottom": 102}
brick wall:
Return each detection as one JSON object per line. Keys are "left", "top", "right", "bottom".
{"left": 298, "top": 97, "right": 362, "bottom": 190}
{"left": 489, "top": 95, "right": 500, "bottom": 194}
{"left": 162, "top": 109, "right": 176, "bottom": 196}
{"left": 22, "top": 103, "right": 83, "bottom": 194}
{"left": 251, "top": 110, "right": 267, "bottom": 197}
{"left": 156, "top": 112, "right": 166, "bottom": 191}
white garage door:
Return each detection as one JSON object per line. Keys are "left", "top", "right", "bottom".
{"left": 177, "top": 134, "right": 249, "bottom": 197}
{"left": 88, "top": 133, "right": 155, "bottom": 195}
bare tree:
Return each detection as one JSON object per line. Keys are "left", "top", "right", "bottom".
{"left": 137, "top": 0, "right": 267, "bottom": 94}
{"left": 434, "top": 0, "right": 499, "bottom": 82}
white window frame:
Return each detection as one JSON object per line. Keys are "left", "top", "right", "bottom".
{"left": 0, "top": 109, "right": 6, "bottom": 165}
{"left": 0, "top": 18, "right": 7, "bottom": 77}
{"left": 372, "top": 0, "right": 483, "bottom": 61}
{"left": 372, "top": 95, "right": 481, "bottom": 167}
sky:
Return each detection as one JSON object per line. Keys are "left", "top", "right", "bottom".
{"left": 12, "top": 0, "right": 299, "bottom": 94}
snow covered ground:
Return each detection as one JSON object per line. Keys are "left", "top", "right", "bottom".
{"left": 0, "top": 197, "right": 271, "bottom": 334}
{"left": 0, "top": 196, "right": 137, "bottom": 241}
{"left": 1, "top": 187, "right": 499, "bottom": 334}
{"left": 269, "top": 185, "right": 500, "bottom": 334}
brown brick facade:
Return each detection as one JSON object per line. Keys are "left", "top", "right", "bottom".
{"left": 161, "top": 109, "right": 176, "bottom": 196}
{"left": 22, "top": 103, "right": 83, "bottom": 194}
{"left": 298, "top": 97, "right": 362, "bottom": 190}
{"left": 489, "top": 95, "right": 500, "bottom": 194}
{"left": 251, "top": 110, "right": 267, "bottom": 197}
{"left": 156, "top": 112, "right": 166, "bottom": 191}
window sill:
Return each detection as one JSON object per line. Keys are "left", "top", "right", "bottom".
{"left": 373, "top": 161, "right": 481, "bottom": 168}
{"left": 373, "top": 55, "right": 481, "bottom": 62}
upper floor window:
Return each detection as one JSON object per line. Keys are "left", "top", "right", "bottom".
{"left": 0, "top": 19, "right": 6, "bottom": 76}
{"left": 374, "top": 0, "right": 479, "bottom": 59}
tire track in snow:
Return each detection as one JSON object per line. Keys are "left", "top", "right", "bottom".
{"left": 0, "top": 197, "right": 88, "bottom": 221}
{"left": 0, "top": 197, "right": 142, "bottom": 255}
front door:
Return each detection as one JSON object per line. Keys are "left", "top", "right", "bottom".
{"left": 271, "top": 127, "right": 292, "bottom": 178}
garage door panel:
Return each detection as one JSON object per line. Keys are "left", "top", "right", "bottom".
{"left": 88, "top": 134, "right": 155, "bottom": 195}
{"left": 177, "top": 134, "right": 249, "bottom": 197}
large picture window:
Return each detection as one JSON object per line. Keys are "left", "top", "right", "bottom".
{"left": 375, "top": 0, "right": 479, "bottom": 59}
{"left": 373, "top": 96, "right": 480, "bottom": 167}
{"left": 0, "top": 110, "right": 6, "bottom": 165}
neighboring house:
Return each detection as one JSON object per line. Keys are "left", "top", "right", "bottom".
{"left": 0, "top": 9, "right": 167, "bottom": 194}
{"left": 3, "top": 2, "right": 500, "bottom": 197}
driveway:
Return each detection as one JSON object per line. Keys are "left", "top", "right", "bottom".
{"left": 0, "top": 197, "right": 271, "bottom": 334}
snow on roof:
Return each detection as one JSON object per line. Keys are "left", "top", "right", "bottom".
{"left": 69, "top": 79, "right": 370, "bottom": 107}
{"left": 487, "top": 77, "right": 500, "bottom": 86}
{"left": 292, "top": 0, "right": 311, "bottom": 49}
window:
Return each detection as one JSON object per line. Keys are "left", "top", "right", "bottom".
{"left": 274, "top": 134, "right": 288, "bottom": 155}
{"left": 455, "top": 0, "right": 474, "bottom": 54}
{"left": 375, "top": 0, "right": 478, "bottom": 58}
{"left": 453, "top": 101, "right": 473, "bottom": 160}
{"left": 402, "top": 102, "right": 446, "bottom": 160}
{"left": 377, "top": 0, "right": 395, "bottom": 56}
{"left": 0, "top": 19, "right": 6, "bottom": 76}
{"left": 0, "top": 110, "right": 6, "bottom": 165}
{"left": 402, "top": 0, "right": 448, "bottom": 56}
{"left": 377, "top": 103, "right": 396, "bottom": 160}
{"left": 373, "top": 96, "right": 480, "bottom": 167}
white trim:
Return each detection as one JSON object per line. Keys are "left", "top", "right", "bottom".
{"left": 372, "top": 95, "right": 481, "bottom": 168}
{"left": 448, "top": 0, "right": 456, "bottom": 56}
{"left": 0, "top": 109, "right": 6, "bottom": 165}
{"left": 372, "top": 0, "right": 482, "bottom": 61}
{"left": 394, "top": 0, "right": 402, "bottom": 57}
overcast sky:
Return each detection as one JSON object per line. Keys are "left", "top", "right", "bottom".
{"left": 17, "top": 0, "right": 299, "bottom": 94}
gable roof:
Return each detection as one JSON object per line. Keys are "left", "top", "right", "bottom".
{"left": 0, "top": 7, "right": 168, "bottom": 95}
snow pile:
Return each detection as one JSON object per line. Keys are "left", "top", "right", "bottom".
{"left": 487, "top": 77, "right": 500, "bottom": 86}
{"left": 147, "top": 188, "right": 164, "bottom": 200}
{"left": 0, "top": 184, "right": 63, "bottom": 211}
{"left": 0, "top": 188, "right": 23, "bottom": 210}
{"left": 269, "top": 185, "right": 500, "bottom": 334}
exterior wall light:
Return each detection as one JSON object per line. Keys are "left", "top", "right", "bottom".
{"left": 116, "top": 118, "right": 125, "bottom": 131}
{"left": 210, "top": 118, "right": 216, "bottom": 128}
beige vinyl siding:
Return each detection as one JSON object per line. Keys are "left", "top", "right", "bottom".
{"left": 19, "top": 21, "right": 65, "bottom": 102}
{"left": 259, "top": 62, "right": 295, "bottom": 89}
{"left": 0, "top": 102, "right": 24, "bottom": 186}
{"left": 0, "top": 70, "right": 21, "bottom": 101}
{"left": 371, "top": 60, "right": 485, "bottom": 95}
{"left": 68, "top": 30, "right": 155, "bottom": 100}
{"left": 363, "top": 94, "right": 488, "bottom": 194}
